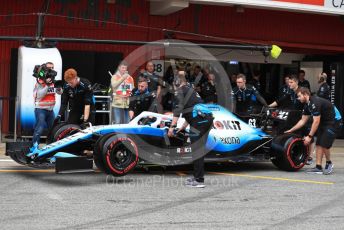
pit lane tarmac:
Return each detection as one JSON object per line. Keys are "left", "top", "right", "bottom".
{"left": 0, "top": 144, "right": 344, "bottom": 230}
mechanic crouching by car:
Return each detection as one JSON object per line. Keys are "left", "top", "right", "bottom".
{"left": 129, "top": 78, "right": 155, "bottom": 120}
{"left": 168, "top": 71, "right": 214, "bottom": 188}
{"left": 285, "top": 87, "right": 336, "bottom": 175}
{"left": 56, "top": 68, "right": 95, "bottom": 127}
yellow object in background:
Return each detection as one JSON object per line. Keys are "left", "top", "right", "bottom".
{"left": 271, "top": 45, "right": 282, "bottom": 59}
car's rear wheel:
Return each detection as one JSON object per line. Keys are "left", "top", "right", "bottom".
{"left": 271, "top": 133, "right": 308, "bottom": 171}
{"left": 99, "top": 134, "right": 139, "bottom": 176}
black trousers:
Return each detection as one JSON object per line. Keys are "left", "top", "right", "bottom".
{"left": 68, "top": 110, "right": 95, "bottom": 125}
{"left": 189, "top": 114, "right": 213, "bottom": 182}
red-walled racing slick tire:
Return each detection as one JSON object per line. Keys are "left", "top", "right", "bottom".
{"left": 271, "top": 133, "right": 309, "bottom": 171}
{"left": 98, "top": 134, "right": 139, "bottom": 176}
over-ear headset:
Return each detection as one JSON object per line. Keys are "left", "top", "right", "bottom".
{"left": 319, "top": 72, "right": 327, "bottom": 83}
{"left": 174, "top": 75, "right": 181, "bottom": 87}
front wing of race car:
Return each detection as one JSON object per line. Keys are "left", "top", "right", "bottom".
{"left": 6, "top": 130, "right": 96, "bottom": 172}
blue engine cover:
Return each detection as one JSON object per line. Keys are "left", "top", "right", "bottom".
{"left": 204, "top": 104, "right": 268, "bottom": 152}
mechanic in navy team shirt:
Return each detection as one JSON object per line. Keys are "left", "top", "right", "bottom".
{"left": 57, "top": 68, "right": 95, "bottom": 126}
{"left": 138, "top": 61, "right": 163, "bottom": 113}
{"left": 298, "top": 69, "right": 311, "bottom": 89}
{"left": 269, "top": 75, "right": 303, "bottom": 110}
{"left": 232, "top": 73, "right": 267, "bottom": 115}
{"left": 199, "top": 73, "right": 217, "bottom": 104}
{"left": 285, "top": 87, "right": 336, "bottom": 175}
{"left": 168, "top": 70, "right": 214, "bottom": 188}
{"left": 129, "top": 78, "right": 155, "bottom": 120}
{"left": 278, "top": 74, "right": 292, "bottom": 98}
{"left": 317, "top": 72, "right": 331, "bottom": 101}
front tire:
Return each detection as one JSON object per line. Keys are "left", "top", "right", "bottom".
{"left": 93, "top": 133, "right": 114, "bottom": 172}
{"left": 47, "top": 122, "right": 81, "bottom": 143}
{"left": 271, "top": 133, "right": 308, "bottom": 171}
{"left": 46, "top": 123, "right": 89, "bottom": 155}
{"left": 99, "top": 134, "right": 139, "bottom": 176}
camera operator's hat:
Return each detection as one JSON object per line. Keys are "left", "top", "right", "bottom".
{"left": 64, "top": 68, "right": 77, "bottom": 81}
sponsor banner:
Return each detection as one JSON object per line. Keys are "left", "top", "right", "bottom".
{"left": 204, "top": 0, "right": 344, "bottom": 15}
{"left": 275, "top": 0, "right": 344, "bottom": 10}
{"left": 273, "top": 0, "right": 324, "bottom": 6}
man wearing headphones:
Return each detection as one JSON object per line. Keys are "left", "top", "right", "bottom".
{"left": 317, "top": 72, "right": 330, "bottom": 101}
{"left": 168, "top": 71, "right": 214, "bottom": 188}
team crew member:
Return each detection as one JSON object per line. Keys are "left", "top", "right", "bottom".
{"left": 187, "top": 65, "right": 202, "bottom": 88}
{"left": 285, "top": 87, "right": 336, "bottom": 175}
{"left": 249, "top": 69, "right": 263, "bottom": 94}
{"left": 129, "top": 79, "right": 154, "bottom": 120}
{"left": 232, "top": 74, "right": 267, "bottom": 115}
{"left": 139, "top": 61, "right": 163, "bottom": 113}
{"left": 317, "top": 72, "right": 330, "bottom": 101}
{"left": 168, "top": 71, "right": 213, "bottom": 188}
{"left": 269, "top": 75, "right": 303, "bottom": 110}
{"left": 58, "top": 68, "right": 95, "bottom": 125}
{"left": 279, "top": 74, "right": 292, "bottom": 98}
{"left": 32, "top": 62, "right": 58, "bottom": 145}
{"left": 298, "top": 69, "right": 310, "bottom": 89}
{"left": 200, "top": 73, "right": 217, "bottom": 103}
{"left": 308, "top": 71, "right": 339, "bottom": 165}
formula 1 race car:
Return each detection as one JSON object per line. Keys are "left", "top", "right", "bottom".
{"left": 6, "top": 104, "right": 309, "bottom": 176}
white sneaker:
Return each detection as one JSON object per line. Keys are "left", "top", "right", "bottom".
{"left": 305, "top": 157, "right": 313, "bottom": 166}
{"left": 185, "top": 179, "right": 205, "bottom": 188}
{"left": 323, "top": 162, "right": 334, "bottom": 175}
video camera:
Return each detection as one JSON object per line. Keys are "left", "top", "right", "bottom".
{"left": 32, "top": 63, "right": 57, "bottom": 85}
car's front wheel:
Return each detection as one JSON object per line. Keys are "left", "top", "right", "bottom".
{"left": 47, "top": 122, "right": 81, "bottom": 143}
{"left": 98, "top": 134, "right": 139, "bottom": 176}
{"left": 93, "top": 133, "right": 114, "bottom": 172}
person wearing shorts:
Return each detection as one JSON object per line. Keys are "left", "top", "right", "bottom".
{"left": 285, "top": 87, "right": 335, "bottom": 175}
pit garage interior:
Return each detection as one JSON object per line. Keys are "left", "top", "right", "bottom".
{"left": 1, "top": 0, "right": 344, "bottom": 138}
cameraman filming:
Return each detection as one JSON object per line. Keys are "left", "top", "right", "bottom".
{"left": 32, "top": 62, "right": 60, "bottom": 146}
{"left": 57, "top": 68, "right": 95, "bottom": 126}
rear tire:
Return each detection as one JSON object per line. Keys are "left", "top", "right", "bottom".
{"left": 271, "top": 133, "right": 308, "bottom": 171}
{"left": 100, "top": 134, "right": 139, "bottom": 176}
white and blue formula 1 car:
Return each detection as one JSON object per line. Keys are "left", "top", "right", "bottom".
{"left": 6, "top": 104, "right": 309, "bottom": 176}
